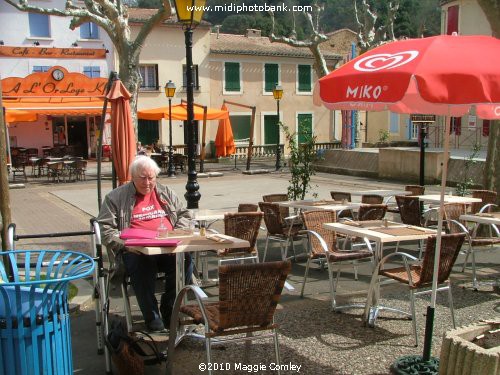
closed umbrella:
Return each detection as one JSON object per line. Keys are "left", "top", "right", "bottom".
{"left": 106, "top": 79, "right": 136, "bottom": 185}
{"left": 214, "top": 104, "right": 235, "bottom": 157}
{"left": 316, "top": 33, "right": 500, "bottom": 371}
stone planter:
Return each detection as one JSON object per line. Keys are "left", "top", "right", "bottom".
{"left": 439, "top": 322, "right": 500, "bottom": 375}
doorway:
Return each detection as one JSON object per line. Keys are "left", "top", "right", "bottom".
{"left": 67, "top": 118, "right": 88, "bottom": 158}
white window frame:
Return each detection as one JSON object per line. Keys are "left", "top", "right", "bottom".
{"left": 262, "top": 63, "right": 281, "bottom": 96}
{"left": 83, "top": 66, "right": 101, "bottom": 78}
{"left": 139, "top": 64, "right": 159, "bottom": 91}
{"left": 223, "top": 61, "right": 242, "bottom": 95}
{"left": 28, "top": 13, "right": 51, "bottom": 38}
{"left": 296, "top": 64, "right": 313, "bottom": 95}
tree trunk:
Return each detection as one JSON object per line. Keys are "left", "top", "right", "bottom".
{"left": 483, "top": 121, "right": 499, "bottom": 205}
{"left": 478, "top": 0, "right": 500, "bottom": 203}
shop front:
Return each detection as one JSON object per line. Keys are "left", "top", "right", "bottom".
{"left": 2, "top": 66, "right": 109, "bottom": 159}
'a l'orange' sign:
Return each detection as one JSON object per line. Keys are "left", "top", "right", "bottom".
{"left": 2, "top": 66, "right": 108, "bottom": 97}
{"left": 0, "top": 46, "right": 107, "bottom": 59}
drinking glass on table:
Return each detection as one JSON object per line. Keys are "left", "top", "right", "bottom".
{"left": 157, "top": 216, "right": 169, "bottom": 238}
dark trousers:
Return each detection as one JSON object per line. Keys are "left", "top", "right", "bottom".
{"left": 122, "top": 252, "right": 193, "bottom": 324}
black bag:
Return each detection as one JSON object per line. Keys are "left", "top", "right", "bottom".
{"left": 105, "top": 319, "right": 165, "bottom": 375}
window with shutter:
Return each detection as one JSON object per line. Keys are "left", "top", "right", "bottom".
{"left": 29, "top": 13, "right": 50, "bottom": 37}
{"left": 139, "top": 65, "right": 158, "bottom": 91}
{"left": 80, "top": 22, "right": 99, "bottom": 39}
{"left": 224, "top": 62, "right": 240, "bottom": 92}
{"left": 182, "top": 65, "right": 200, "bottom": 90}
{"left": 264, "top": 64, "right": 279, "bottom": 92}
{"left": 298, "top": 114, "right": 313, "bottom": 143}
{"left": 297, "top": 65, "right": 311, "bottom": 92}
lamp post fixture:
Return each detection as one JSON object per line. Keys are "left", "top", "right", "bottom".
{"left": 272, "top": 84, "right": 283, "bottom": 171}
{"left": 172, "top": 0, "right": 205, "bottom": 208}
{"left": 164, "top": 80, "right": 176, "bottom": 177}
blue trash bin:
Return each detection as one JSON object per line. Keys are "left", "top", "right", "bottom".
{"left": 0, "top": 250, "right": 95, "bottom": 375}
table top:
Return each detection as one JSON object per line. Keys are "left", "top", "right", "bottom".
{"left": 324, "top": 221, "right": 437, "bottom": 243}
{"left": 278, "top": 200, "right": 361, "bottom": 211}
{"left": 459, "top": 212, "right": 500, "bottom": 226}
{"left": 415, "top": 194, "right": 482, "bottom": 204}
{"left": 350, "top": 190, "right": 411, "bottom": 197}
{"left": 130, "top": 233, "right": 250, "bottom": 255}
{"left": 190, "top": 209, "right": 227, "bottom": 221}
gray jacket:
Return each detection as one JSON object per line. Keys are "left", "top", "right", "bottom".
{"left": 97, "top": 181, "right": 191, "bottom": 254}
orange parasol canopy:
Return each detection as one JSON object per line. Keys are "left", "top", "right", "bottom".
{"left": 106, "top": 80, "right": 136, "bottom": 185}
{"left": 214, "top": 103, "right": 235, "bottom": 157}
{"left": 138, "top": 104, "right": 229, "bottom": 121}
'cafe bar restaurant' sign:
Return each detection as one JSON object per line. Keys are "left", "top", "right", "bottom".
{"left": 2, "top": 66, "right": 108, "bottom": 97}
{"left": 0, "top": 45, "right": 107, "bottom": 59}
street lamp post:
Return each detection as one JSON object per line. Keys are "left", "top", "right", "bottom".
{"left": 164, "top": 80, "right": 176, "bottom": 177}
{"left": 172, "top": 0, "right": 205, "bottom": 208}
{"left": 272, "top": 84, "right": 283, "bottom": 171}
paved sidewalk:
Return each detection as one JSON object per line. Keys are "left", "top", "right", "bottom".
{"left": 7, "top": 168, "right": 500, "bottom": 374}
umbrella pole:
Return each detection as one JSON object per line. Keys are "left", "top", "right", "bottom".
{"left": 97, "top": 72, "right": 118, "bottom": 210}
{"left": 391, "top": 117, "right": 451, "bottom": 375}
{"left": 423, "top": 115, "right": 452, "bottom": 360}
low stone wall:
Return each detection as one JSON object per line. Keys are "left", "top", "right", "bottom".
{"left": 313, "top": 148, "right": 485, "bottom": 187}
{"left": 439, "top": 322, "right": 499, "bottom": 375}
{"left": 314, "top": 149, "right": 378, "bottom": 178}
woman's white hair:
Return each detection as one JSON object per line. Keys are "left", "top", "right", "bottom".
{"left": 129, "top": 155, "right": 161, "bottom": 177}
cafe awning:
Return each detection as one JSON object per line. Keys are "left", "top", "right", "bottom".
{"left": 1, "top": 66, "right": 108, "bottom": 122}
{"left": 138, "top": 103, "right": 229, "bottom": 121}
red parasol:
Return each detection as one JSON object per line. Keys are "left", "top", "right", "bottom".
{"left": 315, "top": 33, "right": 500, "bottom": 365}
{"left": 214, "top": 103, "right": 235, "bottom": 157}
{"left": 106, "top": 80, "right": 136, "bottom": 185}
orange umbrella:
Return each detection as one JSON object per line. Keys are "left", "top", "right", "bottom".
{"left": 106, "top": 80, "right": 136, "bottom": 185}
{"left": 214, "top": 104, "right": 235, "bottom": 157}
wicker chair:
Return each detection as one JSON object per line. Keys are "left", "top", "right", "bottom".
{"left": 396, "top": 195, "right": 427, "bottom": 227}
{"left": 470, "top": 190, "right": 497, "bottom": 214}
{"left": 219, "top": 212, "right": 263, "bottom": 260}
{"left": 262, "top": 194, "right": 290, "bottom": 222}
{"left": 166, "top": 261, "right": 291, "bottom": 375}
{"left": 330, "top": 191, "right": 354, "bottom": 219}
{"left": 442, "top": 203, "right": 500, "bottom": 289}
{"left": 300, "top": 210, "right": 374, "bottom": 311}
{"left": 405, "top": 185, "right": 425, "bottom": 196}
{"left": 237, "top": 203, "right": 259, "bottom": 212}
{"left": 361, "top": 194, "right": 384, "bottom": 204}
{"left": 258, "top": 202, "right": 304, "bottom": 261}
{"left": 357, "top": 204, "right": 387, "bottom": 221}
{"left": 364, "top": 233, "right": 465, "bottom": 347}
{"left": 330, "top": 191, "right": 352, "bottom": 202}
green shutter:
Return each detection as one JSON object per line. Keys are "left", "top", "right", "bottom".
{"left": 225, "top": 62, "right": 240, "bottom": 92}
{"left": 264, "top": 64, "right": 279, "bottom": 92}
{"left": 264, "top": 115, "right": 279, "bottom": 144}
{"left": 298, "top": 65, "right": 311, "bottom": 92}
{"left": 298, "top": 114, "right": 312, "bottom": 143}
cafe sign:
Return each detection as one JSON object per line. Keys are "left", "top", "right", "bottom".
{"left": 2, "top": 66, "right": 108, "bottom": 97}
{"left": 0, "top": 46, "right": 107, "bottom": 59}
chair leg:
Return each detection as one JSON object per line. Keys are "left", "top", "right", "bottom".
{"left": 300, "top": 258, "right": 311, "bottom": 297}
{"left": 447, "top": 284, "right": 456, "bottom": 328}
{"left": 205, "top": 337, "right": 213, "bottom": 375}
{"left": 353, "top": 260, "right": 359, "bottom": 280}
{"left": 470, "top": 245, "right": 478, "bottom": 290}
{"left": 263, "top": 236, "right": 270, "bottom": 262}
{"left": 409, "top": 289, "right": 418, "bottom": 347}
{"left": 121, "top": 281, "right": 133, "bottom": 332}
{"left": 273, "top": 329, "right": 282, "bottom": 375}
{"left": 364, "top": 267, "right": 381, "bottom": 324}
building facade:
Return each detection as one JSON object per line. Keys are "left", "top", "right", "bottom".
{"left": 209, "top": 29, "right": 343, "bottom": 151}
{"left": 0, "top": 0, "right": 115, "bottom": 158}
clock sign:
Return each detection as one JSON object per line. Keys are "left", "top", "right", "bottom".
{"left": 52, "top": 69, "right": 64, "bottom": 81}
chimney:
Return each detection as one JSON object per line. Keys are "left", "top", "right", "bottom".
{"left": 245, "top": 29, "right": 261, "bottom": 38}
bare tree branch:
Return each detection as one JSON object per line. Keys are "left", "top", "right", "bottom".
{"left": 269, "top": 2, "right": 329, "bottom": 78}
